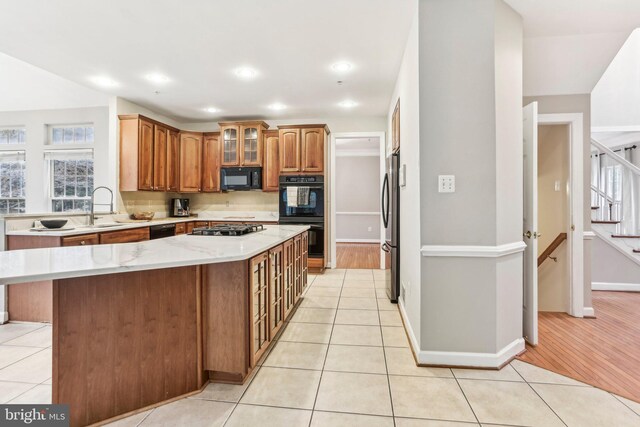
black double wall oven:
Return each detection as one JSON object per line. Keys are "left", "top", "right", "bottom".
{"left": 279, "top": 175, "right": 324, "bottom": 258}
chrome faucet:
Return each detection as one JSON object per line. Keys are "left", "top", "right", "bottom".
{"left": 89, "top": 186, "right": 114, "bottom": 226}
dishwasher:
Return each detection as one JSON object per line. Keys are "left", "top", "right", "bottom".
{"left": 149, "top": 223, "right": 176, "bottom": 240}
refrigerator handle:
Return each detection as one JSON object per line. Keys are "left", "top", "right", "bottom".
{"left": 381, "top": 242, "right": 390, "bottom": 253}
{"left": 381, "top": 173, "right": 389, "bottom": 228}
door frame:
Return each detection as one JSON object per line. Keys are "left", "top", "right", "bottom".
{"left": 538, "top": 113, "right": 584, "bottom": 317}
{"left": 329, "top": 131, "right": 387, "bottom": 269}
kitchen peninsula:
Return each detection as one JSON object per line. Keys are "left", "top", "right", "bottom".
{"left": 0, "top": 225, "right": 309, "bottom": 426}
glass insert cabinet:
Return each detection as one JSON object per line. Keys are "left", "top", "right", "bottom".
{"left": 219, "top": 121, "right": 268, "bottom": 167}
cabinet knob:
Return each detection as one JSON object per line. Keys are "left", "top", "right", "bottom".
{"left": 80, "top": 241, "right": 86, "bottom": 245}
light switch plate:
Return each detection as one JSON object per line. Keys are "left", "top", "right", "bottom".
{"left": 438, "top": 175, "right": 455, "bottom": 193}
{"left": 400, "top": 164, "right": 407, "bottom": 187}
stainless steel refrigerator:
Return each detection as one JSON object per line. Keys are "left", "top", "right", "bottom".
{"left": 381, "top": 151, "right": 400, "bottom": 302}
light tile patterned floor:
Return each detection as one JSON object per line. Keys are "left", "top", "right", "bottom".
{"left": 0, "top": 269, "right": 639, "bottom": 426}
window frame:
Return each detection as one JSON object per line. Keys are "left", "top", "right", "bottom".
{"left": 0, "top": 126, "right": 26, "bottom": 146}
{"left": 48, "top": 123, "right": 95, "bottom": 147}
{"left": 45, "top": 148, "right": 95, "bottom": 213}
{"left": 0, "top": 150, "right": 27, "bottom": 214}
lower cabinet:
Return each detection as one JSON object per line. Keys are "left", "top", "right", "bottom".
{"left": 61, "top": 233, "right": 100, "bottom": 247}
{"left": 293, "top": 234, "right": 302, "bottom": 302}
{"left": 99, "top": 227, "right": 150, "bottom": 244}
{"left": 283, "top": 239, "right": 296, "bottom": 319}
{"left": 250, "top": 252, "right": 269, "bottom": 366}
{"left": 301, "top": 232, "right": 309, "bottom": 293}
{"left": 269, "top": 245, "right": 284, "bottom": 340}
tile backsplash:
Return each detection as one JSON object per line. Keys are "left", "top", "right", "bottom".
{"left": 119, "top": 191, "right": 278, "bottom": 215}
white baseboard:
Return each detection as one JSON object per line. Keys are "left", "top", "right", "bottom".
{"left": 0, "top": 311, "right": 8, "bottom": 324}
{"left": 583, "top": 307, "right": 596, "bottom": 317}
{"left": 415, "top": 338, "right": 525, "bottom": 368}
{"left": 398, "top": 300, "right": 524, "bottom": 368}
{"left": 592, "top": 282, "right": 640, "bottom": 292}
{"left": 336, "top": 238, "right": 381, "bottom": 243}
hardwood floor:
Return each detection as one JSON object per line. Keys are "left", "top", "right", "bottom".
{"left": 336, "top": 243, "right": 381, "bottom": 269}
{"left": 517, "top": 291, "right": 640, "bottom": 402}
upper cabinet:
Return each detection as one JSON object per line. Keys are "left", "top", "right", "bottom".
{"left": 179, "top": 132, "right": 203, "bottom": 193}
{"left": 167, "top": 130, "right": 180, "bottom": 192}
{"left": 392, "top": 99, "right": 400, "bottom": 153}
{"left": 119, "top": 115, "right": 180, "bottom": 192}
{"left": 219, "top": 121, "right": 268, "bottom": 167}
{"left": 202, "top": 132, "right": 220, "bottom": 192}
{"left": 262, "top": 130, "right": 279, "bottom": 192}
{"left": 278, "top": 125, "right": 329, "bottom": 175}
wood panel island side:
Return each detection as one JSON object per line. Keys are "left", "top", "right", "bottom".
{"left": 0, "top": 225, "right": 309, "bottom": 427}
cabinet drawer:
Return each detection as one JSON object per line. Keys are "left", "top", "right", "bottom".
{"left": 175, "top": 223, "right": 186, "bottom": 235}
{"left": 61, "top": 234, "right": 100, "bottom": 247}
{"left": 99, "top": 227, "right": 150, "bottom": 244}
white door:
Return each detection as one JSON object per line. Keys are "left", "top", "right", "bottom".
{"left": 523, "top": 102, "right": 539, "bottom": 346}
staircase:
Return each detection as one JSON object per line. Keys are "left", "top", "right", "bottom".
{"left": 590, "top": 138, "right": 640, "bottom": 264}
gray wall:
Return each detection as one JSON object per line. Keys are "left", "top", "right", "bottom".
{"left": 524, "top": 94, "right": 593, "bottom": 309}
{"left": 335, "top": 155, "right": 381, "bottom": 242}
{"left": 592, "top": 236, "right": 640, "bottom": 284}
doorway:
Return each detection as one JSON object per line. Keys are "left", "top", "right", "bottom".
{"left": 330, "top": 132, "right": 386, "bottom": 269}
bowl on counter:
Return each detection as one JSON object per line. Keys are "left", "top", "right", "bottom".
{"left": 40, "top": 219, "right": 68, "bottom": 229}
{"left": 131, "top": 211, "right": 155, "bottom": 221}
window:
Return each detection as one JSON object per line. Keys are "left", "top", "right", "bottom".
{"left": 45, "top": 149, "right": 94, "bottom": 212}
{"left": 50, "top": 124, "right": 94, "bottom": 145}
{"left": 0, "top": 151, "right": 26, "bottom": 214}
{"left": 0, "top": 127, "right": 26, "bottom": 145}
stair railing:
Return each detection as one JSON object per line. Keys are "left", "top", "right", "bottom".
{"left": 591, "top": 138, "right": 640, "bottom": 236}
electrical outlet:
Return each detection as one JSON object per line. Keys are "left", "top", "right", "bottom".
{"left": 554, "top": 180, "right": 561, "bottom": 192}
{"left": 226, "top": 201, "right": 230, "bottom": 207}
{"left": 438, "top": 175, "right": 455, "bottom": 193}
{"left": 367, "top": 226, "right": 372, "bottom": 232}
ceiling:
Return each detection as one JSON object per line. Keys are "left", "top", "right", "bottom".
{"left": 0, "top": 52, "right": 108, "bottom": 112}
{"left": 0, "top": 0, "right": 414, "bottom": 122}
{"left": 335, "top": 137, "right": 380, "bottom": 154}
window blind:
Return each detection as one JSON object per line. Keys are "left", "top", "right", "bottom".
{"left": 0, "top": 150, "right": 26, "bottom": 162}
{"left": 44, "top": 148, "right": 93, "bottom": 161}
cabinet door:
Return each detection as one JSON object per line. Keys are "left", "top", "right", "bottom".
{"left": 99, "top": 227, "right": 150, "bottom": 244}
{"left": 269, "top": 245, "right": 284, "bottom": 339}
{"left": 301, "top": 232, "right": 309, "bottom": 292}
{"left": 175, "top": 223, "right": 186, "bottom": 235}
{"left": 202, "top": 134, "right": 220, "bottom": 192}
{"left": 138, "top": 119, "right": 154, "bottom": 190}
{"left": 279, "top": 129, "right": 301, "bottom": 173}
{"left": 283, "top": 239, "right": 295, "bottom": 319}
{"left": 263, "top": 132, "right": 279, "bottom": 191}
{"left": 250, "top": 252, "right": 269, "bottom": 366}
{"left": 293, "top": 234, "right": 302, "bottom": 301}
{"left": 179, "top": 132, "right": 203, "bottom": 192}
{"left": 241, "top": 125, "right": 262, "bottom": 166}
{"left": 221, "top": 125, "right": 240, "bottom": 166}
{"left": 301, "top": 128, "right": 324, "bottom": 173}
{"left": 153, "top": 125, "right": 168, "bottom": 191}
{"left": 167, "top": 130, "right": 180, "bottom": 192}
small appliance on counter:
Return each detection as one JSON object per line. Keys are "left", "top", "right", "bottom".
{"left": 171, "top": 198, "right": 190, "bottom": 217}
{"left": 221, "top": 167, "right": 262, "bottom": 191}
{"left": 191, "top": 223, "right": 264, "bottom": 236}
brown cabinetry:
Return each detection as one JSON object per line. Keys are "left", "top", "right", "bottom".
{"left": 119, "top": 115, "right": 180, "bottom": 192}
{"left": 283, "top": 239, "right": 296, "bottom": 319}
{"left": 301, "top": 232, "right": 309, "bottom": 293}
{"left": 167, "top": 130, "right": 180, "bottom": 192}
{"left": 61, "top": 234, "right": 100, "bottom": 247}
{"left": 278, "top": 125, "right": 328, "bottom": 174}
{"left": 268, "top": 245, "right": 285, "bottom": 339}
{"left": 175, "top": 223, "right": 186, "bottom": 235}
{"left": 250, "top": 252, "right": 269, "bottom": 366}
{"left": 99, "top": 227, "right": 150, "bottom": 244}
{"left": 179, "top": 132, "right": 203, "bottom": 192}
{"left": 262, "top": 130, "right": 280, "bottom": 191}
{"left": 202, "top": 132, "right": 220, "bottom": 192}
{"left": 293, "top": 234, "right": 303, "bottom": 302}
{"left": 219, "top": 121, "right": 268, "bottom": 167}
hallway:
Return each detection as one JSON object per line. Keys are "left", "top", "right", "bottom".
{"left": 517, "top": 291, "right": 640, "bottom": 403}
{"left": 336, "top": 243, "right": 381, "bottom": 269}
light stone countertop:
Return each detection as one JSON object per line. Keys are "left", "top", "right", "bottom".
{"left": 0, "top": 225, "right": 307, "bottom": 285}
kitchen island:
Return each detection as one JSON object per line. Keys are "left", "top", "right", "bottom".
{"left": 0, "top": 225, "right": 309, "bottom": 426}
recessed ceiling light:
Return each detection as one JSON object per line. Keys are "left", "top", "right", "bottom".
{"left": 145, "top": 73, "right": 170, "bottom": 84}
{"left": 268, "top": 103, "right": 287, "bottom": 110}
{"left": 338, "top": 100, "right": 358, "bottom": 108}
{"left": 234, "top": 67, "right": 258, "bottom": 79}
{"left": 90, "top": 76, "right": 118, "bottom": 87}
{"left": 204, "top": 107, "right": 219, "bottom": 113}
{"left": 331, "top": 61, "right": 353, "bottom": 73}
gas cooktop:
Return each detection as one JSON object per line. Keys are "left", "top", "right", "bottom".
{"left": 190, "top": 223, "right": 265, "bottom": 236}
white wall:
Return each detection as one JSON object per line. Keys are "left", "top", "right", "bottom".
{"left": 592, "top": 236, "right": 640, "bottom": 285}
{"left": 0, "top": 107, "right": 110, "bottom": 213}
{"left": 387, "top": 8, "right": 422, "bottom": 347}
{"left": 592, "top": 29, "right": 640, "bottom": 128}
{"left": 335, "top": 155, "right": 381, "bottom": 242}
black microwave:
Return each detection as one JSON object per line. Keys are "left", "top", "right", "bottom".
{"left": 220, "top": 167, "right": 262, "bottom": 191}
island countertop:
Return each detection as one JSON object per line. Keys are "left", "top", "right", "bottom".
{"left": 0, "top": 224, "right": 309, "bottom": 285}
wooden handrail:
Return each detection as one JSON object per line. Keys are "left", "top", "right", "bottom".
{"left": 538, "top": 233, "right": 567, "bottom": 267}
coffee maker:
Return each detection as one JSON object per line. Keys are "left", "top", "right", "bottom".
{"left": 171, "top": 198, "right": 190, "bottom": 217}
